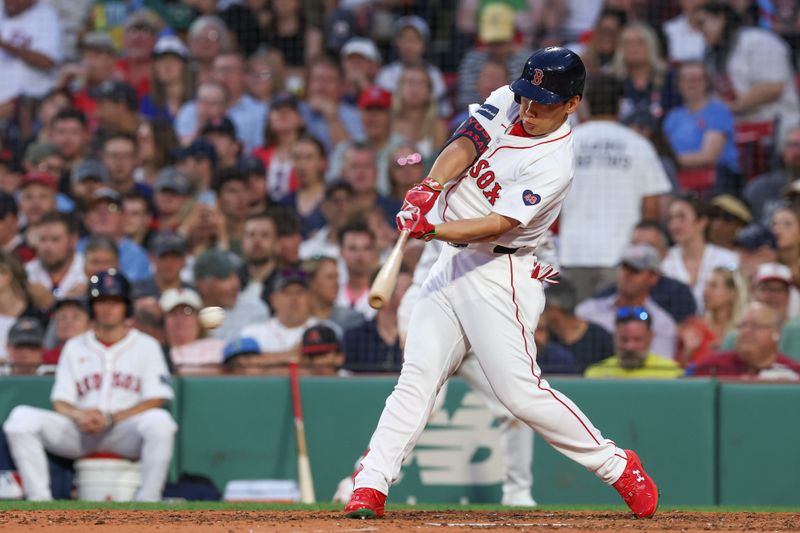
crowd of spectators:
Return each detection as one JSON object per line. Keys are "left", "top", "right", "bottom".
{"left": 0, "top": 0, "right": 799, "bottom": 381}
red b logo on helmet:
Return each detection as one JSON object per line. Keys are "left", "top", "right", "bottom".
{"left": 532, "top": 68, "right": 544, "bottom": 86}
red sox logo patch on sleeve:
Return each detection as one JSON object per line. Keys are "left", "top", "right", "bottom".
{"left": 532, "top": 69, "right": 544, "bottom": 86}
{"left": 522, "top": 190, "right": 541, "bottom": 206}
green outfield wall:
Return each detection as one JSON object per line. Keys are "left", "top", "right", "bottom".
{"left": 0, "top": 376, "right": 797, "bottom": 505}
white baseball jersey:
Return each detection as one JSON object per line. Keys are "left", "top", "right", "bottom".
{"left": 51, "top": 329, "right": 173, "bottom": 412}
{"left": 436, "top": 87, "right": 575, "bottom": 250}
{"left": 5, "top": 328, "right": 177, "bottom": 502}
{"left": 355, "top": 85, "right": 630, "bottom": 499}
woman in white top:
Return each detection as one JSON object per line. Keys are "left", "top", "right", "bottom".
{"left": 662, "top": 193, "right": 739, "bottom": 313}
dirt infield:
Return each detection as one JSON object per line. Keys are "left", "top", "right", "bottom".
{"left": 1, "top": 510, "right": 799, "bottom": 532}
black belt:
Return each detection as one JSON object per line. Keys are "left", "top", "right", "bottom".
{"left": 493, "top": 245, "right": 519, "bottom": 254}
{"left": 447, "top": 242, "right": 519, "bottom": 254}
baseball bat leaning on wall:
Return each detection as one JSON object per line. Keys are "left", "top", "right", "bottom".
{"left": 289, "top": 362, "right": 316, "bottom": 503}
{"left": 368, "top": 230, "right": 411, "bottom": 309}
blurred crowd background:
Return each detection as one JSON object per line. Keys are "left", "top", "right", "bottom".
{"left": 0, "top": 0, "right": 799, "bottom": 380}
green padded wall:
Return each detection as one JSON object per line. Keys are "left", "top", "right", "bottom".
{"left": 718, "top": 383, "right": 800, "bottom": 506}
{"left": 0, "top": 376, "right": 54, "bottom": 420}
{"left": 177, "top": 377, "right": 717, "bottom": 505}
{"left": 1, "top": 375, "right": 795, "bottom": 505}
{"left": 529, "top": 378, "right": 717, "bottom": 505}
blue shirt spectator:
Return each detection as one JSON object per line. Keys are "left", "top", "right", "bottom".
{"left": 175, "top": 94, "right": 267, "bottom": 152}
{"left": 77, "top": 236, "right": 151, "bottom": 283}
{"left": 300, "top": 102, "right": 364, "bottom": 154}
{"left": 664, "top": 99, "right": 739, "bottom": 172}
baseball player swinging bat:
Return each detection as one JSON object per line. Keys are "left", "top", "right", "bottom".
{"left": 289, "top": 362, "right": 316, "bottom": 503}
{"left": 368, "top": 229, "right": 410, "bottom": 309}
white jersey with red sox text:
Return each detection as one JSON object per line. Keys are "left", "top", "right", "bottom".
{"left": 51, "top": 329, "right": 173, "bottom": 411}
{"left": 436, "top": 86, "right": 575, "bottom": 249}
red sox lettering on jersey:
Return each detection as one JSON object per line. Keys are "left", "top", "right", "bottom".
{"left": 438, "top": 86, "right": 576, "bottom": 251}
{"left": 468, "top": 159, "right": 502, "bottom": 206}
{"left": 75, "top": 372, "right": 142, "bottom": 397}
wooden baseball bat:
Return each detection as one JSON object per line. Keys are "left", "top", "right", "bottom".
{"left": 288, "top": 362, "right": 316, "bottom": 504}
{"left": 368, "top": 230, "right": 411, "bottom": 309}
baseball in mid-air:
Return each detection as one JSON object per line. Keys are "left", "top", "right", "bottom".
{"left": 199, "top": 306, "right": 225, "bottom": 329}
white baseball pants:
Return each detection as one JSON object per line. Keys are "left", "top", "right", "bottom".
{"left": 3, "top": 406, "right": 177, "bottom": 501}
{"left": 356, "top": 245, "right": 627, "bottom": 495}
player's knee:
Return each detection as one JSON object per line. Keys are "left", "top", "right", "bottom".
{"left": 3, "top": 405, "right": 41, "bottom": 435}
{"left": 136, "top": 408, "right": 177, "bottom": 436}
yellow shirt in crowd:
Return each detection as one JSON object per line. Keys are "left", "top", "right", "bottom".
{"left": 584, "top": 353, "right": 683, "bottom": 379}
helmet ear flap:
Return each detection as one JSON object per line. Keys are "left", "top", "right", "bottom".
{"left": 514, "top": 93, "right": 521, "bottom": 104}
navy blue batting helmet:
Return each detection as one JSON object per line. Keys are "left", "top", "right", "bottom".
{"left": 88, "top": 269, "right": 132, "bottom": 317}
{"left": 510, "top": 47, "right": 586, "bottom": 104}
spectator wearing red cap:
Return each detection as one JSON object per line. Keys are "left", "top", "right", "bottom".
{"left": 327, "top": 86, "right": 407, "bottom": 196}
{"left": 300, "top": 324, "right": 346, "bottom": 376}
{"left": 18, "top": 173, "right": 57, "bottom": 230}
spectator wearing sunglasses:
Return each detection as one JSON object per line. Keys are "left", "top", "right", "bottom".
{"left": 543, "top": 277, "right": 613, "bottom": 373}
{"left": 585, "top": 307, "right": 682, "bottom": 378}
{"left": 576, "top": 244, "right": 678, "bottom": 359}
{"left": 327, "top": 86, "right": 407, "bottom": 196}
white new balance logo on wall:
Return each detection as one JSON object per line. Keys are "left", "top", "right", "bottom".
{"left": 404, "top": 392, "right": 504, "bottom": 486}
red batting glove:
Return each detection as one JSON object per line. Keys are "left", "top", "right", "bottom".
{"left": 396, "top": 208, "right": 436, "bottom": 241}
{"left": 400, "top": 177, "right": 443, "bottom": 217}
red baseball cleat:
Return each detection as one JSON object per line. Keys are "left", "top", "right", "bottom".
{"left": 344, "top": 487, "right": 386, "bottom": 519}
{"left": 613, "top": 449, "right": 659, "bottom": 518}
